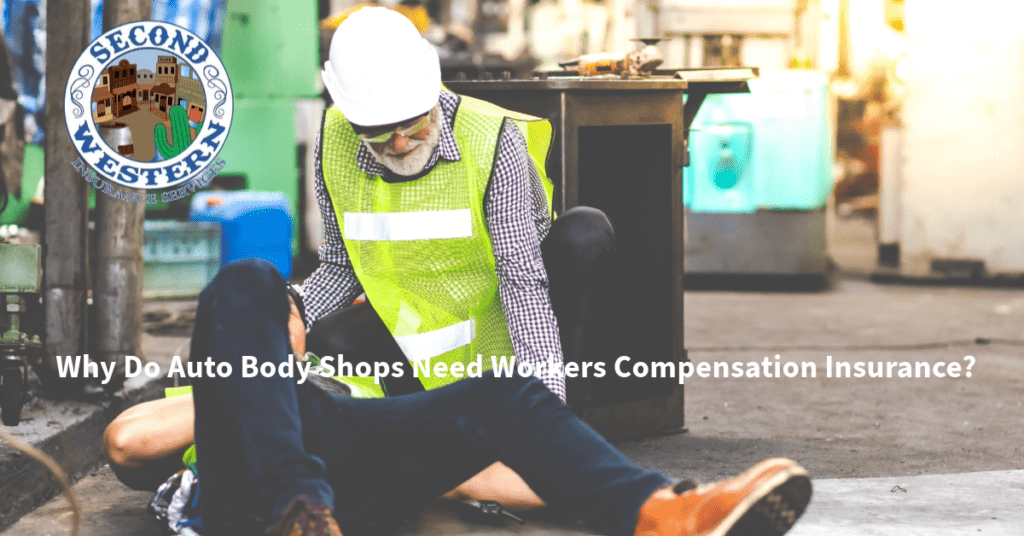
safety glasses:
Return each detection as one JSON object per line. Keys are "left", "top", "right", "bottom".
{"left": 357, "top": 113, "right": 430, "bottom": 144}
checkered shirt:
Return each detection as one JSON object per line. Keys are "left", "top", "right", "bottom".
{"left": 302, "top": 90, "right": 566, "bottom": 400}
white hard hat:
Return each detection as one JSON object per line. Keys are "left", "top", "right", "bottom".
{"left": 322, "top": 7, "right": 441, "bottom": 127}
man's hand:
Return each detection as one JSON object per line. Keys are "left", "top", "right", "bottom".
{"left": 288, "top": 297, "right": 306, "bottom": 356}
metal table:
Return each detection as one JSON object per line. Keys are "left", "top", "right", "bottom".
{"left": 447, "top": 70, "right": 754, "bottom": 439}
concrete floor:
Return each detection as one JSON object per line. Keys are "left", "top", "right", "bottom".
{"left": 4, "top": 215, "right": 1023, "bottom": 534}
{"left": 789, "top": 470, "right": 1024, "bottom": 536}
{"left": 12, "top": 467, "right": 1021, "bottom": 536}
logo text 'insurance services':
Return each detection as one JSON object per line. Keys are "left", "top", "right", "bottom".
{"left": 64, "top": 21, "right": 232, "bottom": 203}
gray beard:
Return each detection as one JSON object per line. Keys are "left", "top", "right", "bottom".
{"left": 362, "top": 105, "right": 442, "bottom": 177}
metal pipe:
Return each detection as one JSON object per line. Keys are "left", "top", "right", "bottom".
{"left": 42, "top": 0, "right": 92, "bottom": 383}
{"left": 92, "top": 0, "right": 152, "bottom": 392}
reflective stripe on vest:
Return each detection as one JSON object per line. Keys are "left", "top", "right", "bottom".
{"left": 343, "top": 209, "right": 473, "bottom": 241}
{"left": 394, "top": 317, "right": 475, "bottom": 362}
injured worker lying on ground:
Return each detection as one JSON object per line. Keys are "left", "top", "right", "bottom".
{"left": 103, "top": 259, "right": 812, "bottom": 536}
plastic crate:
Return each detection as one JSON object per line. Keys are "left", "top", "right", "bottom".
{"left": 143, "top": 221, "right": 221, "bottom": 298}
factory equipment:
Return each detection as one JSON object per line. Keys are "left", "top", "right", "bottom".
{"left": 657, "top": 0, "right": 826, "bottom": 70}
{"left": 0, "top": 144, "right": 41, "bottom": 227}
{"left": 656, "top": 0, "right": 833, "bottom": 279}
{"left": 0, "top": 243, "right": 42, "bottom": 426}
{"left": 448, "top": 67, "right": 754, "bottom": 438}
{"left": 142, "top": 221, "right": 222, "bottom": 298}
{"left": 207, "top": 0, "right": 319, "bottom": 256}
{"left": 875, "top": 0, "right": 1024, "bottom": 280}
{"left": 684, "top": 69, "right": 831, "bottom": 277}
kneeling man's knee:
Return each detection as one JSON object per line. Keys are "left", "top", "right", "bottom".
{"left": 205, "top": 258, "right": 285, "bottom": 300}
{"left": 548, "top": 206, "right": 616, "bottom": 263}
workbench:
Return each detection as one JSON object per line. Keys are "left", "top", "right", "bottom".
{"left": 447, "top": 68, "right": 755, "bottom": 439}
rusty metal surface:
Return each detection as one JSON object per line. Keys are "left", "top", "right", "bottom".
{"left": 42, "top": 0, "right": 93, "bottom": 368}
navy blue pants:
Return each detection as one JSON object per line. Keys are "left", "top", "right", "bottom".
{"left": 190, "top": 258, "right": 669, "bottom": 536}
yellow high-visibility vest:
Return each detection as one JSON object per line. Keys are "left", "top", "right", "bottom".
{"left": 321, "top": 94, "right": 554, "bottom": 391}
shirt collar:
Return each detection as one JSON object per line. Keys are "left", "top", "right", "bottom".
{"left": 354, "top": 90, "right": 462, "bottom": 177}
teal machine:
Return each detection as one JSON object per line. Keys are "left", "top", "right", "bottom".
{"left": 684, "top": 69, "right": 831, "bottom": 277}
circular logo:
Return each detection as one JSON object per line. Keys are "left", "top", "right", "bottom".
{"left": 64, "top": 21, "right": 233, "bottom": 190}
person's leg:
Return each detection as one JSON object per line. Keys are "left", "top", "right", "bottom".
{"left": 318, "top": 372, "right": 670, "bottom": 536}
{"left": 104, "top": 393, "right": 195, "bottom": 490}
{"left": 189, "top": 259, "right": 334, "bottom": 531}
{"left": 541, "top": 206, "right": 618, "bottom": 406}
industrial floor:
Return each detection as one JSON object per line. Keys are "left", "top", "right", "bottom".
{"left": 4, "top": 216, "right": 1024, "bottom": 535}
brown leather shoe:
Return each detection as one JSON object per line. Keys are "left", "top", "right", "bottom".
{"left": 634, "top": 458, "right": 812, "bottom": 536}
{"left": 265, "top": 496, "right": 343, "bottom": 536}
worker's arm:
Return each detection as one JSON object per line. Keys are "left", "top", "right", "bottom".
{"left": 487, "top": 121, "right": 566, "bottom": 400}
{"left": 301, "top": 128, "right": 365, "bottom": 328}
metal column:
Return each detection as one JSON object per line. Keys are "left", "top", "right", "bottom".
{"left": 92, "top": 0, "right": 152, "bottom": 391}
{"left": 42, "top": 0, "right": 93, "bottom": 385}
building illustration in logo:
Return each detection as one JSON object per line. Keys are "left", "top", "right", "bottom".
{"left": 151, "top": 83, "right": 174, "bottom": 120}
{"left": 92, "top": 71, "right": 114, "bottom": 123}
{"left": 176, "top": 67, "right": 205, "bottom": 123}
{"left": 136, "top": 68, "right": 154, "bottom": 108}
{"left": 90, "top": 51, "right": 207, "bottom": 162}
{"left": 155, "top": 55, "right": 178, "bottom": 87}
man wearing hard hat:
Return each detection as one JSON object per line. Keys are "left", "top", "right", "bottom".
{"left": 300, "top": 5, "right": 612, "bottom": 404}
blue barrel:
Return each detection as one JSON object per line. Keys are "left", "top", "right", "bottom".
{"left": 190, "top": 191, "right": 294, "bottom": 279}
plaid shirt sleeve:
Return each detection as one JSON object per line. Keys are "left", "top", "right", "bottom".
{"left": 488, "top": 121, "right": 566, "bottom": 401}
{"left": 300, "top": 128, "right": 364, "bottom": 328}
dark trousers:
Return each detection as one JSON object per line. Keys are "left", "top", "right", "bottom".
{"left": 189, "top": 258, "right": 668, "bottom": 536}
{"left": 306, "top": 206, "right": 617, "bottom": 404}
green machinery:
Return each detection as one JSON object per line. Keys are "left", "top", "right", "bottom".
{"left": 200, "top": 0, "right": 320, "bottom": 252}
{"left": 0, "top": 143, "right": 43, "bottom": 227}
{"left": 0, "top": 243, "right": 42, "bottom": 426}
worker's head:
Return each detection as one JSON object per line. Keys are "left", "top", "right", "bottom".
{"left": 322, "top": 6, "right": 441, "bottom": 145}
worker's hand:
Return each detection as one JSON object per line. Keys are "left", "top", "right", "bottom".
{"left": 288, "top": 297, "right": 306, "bottom": 357}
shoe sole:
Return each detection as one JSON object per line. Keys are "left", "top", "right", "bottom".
{"left": 708, "top": 464, "right": 813, "bottom": 536}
